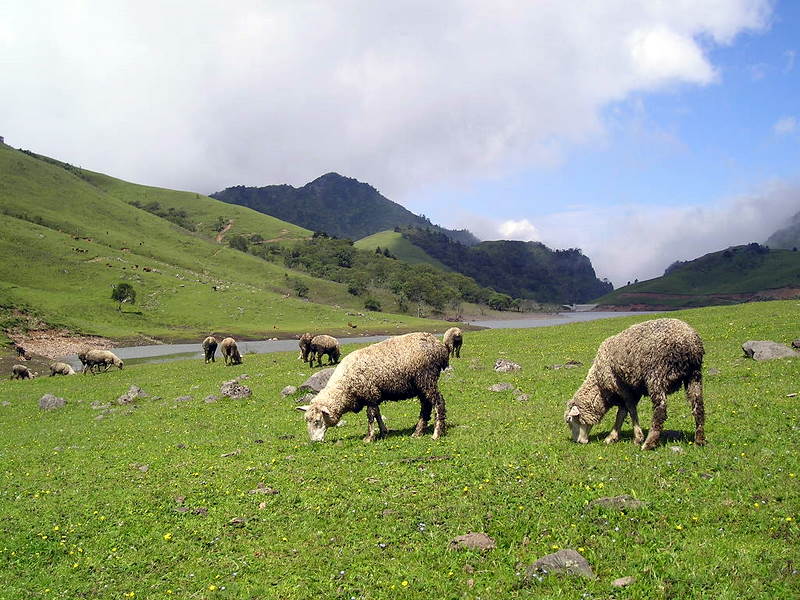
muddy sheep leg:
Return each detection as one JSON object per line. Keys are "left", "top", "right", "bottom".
{"left": 641, "top": 391, "right": 667, "bottom": 450}
{"left": 603, "top": 404, "right": 628, "bottom": 444}
{"left": 686, "top": 371, "right": 706, "bottom": 446}
{"left": 412, "top": 396, "right": 433, "bottom": 437}
{"left": 364, "top": 405, "right": 382, "bottom": 442}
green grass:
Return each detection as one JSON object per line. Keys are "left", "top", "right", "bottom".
{"left": 355, "top": 231, "right": 452, "bottom": 271}
{"left": 1, "top": 300, "right": 798, "bottom": 598}
{"left": 0, "top": 145, "right": 448, "bottom": 340}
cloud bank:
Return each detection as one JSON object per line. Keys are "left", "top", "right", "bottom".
{"left": 0, "top": 0, "right": 770, "bottom": 195}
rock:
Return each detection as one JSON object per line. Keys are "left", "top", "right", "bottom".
{"left": 494, "top": 359, "right": 521, "bottom": 373}
{"left": 299, "top": 368, "right": 335, "bottom": 393}
{"left": 546, "top": 360, "right": 583, "bottom": 370}
{"left": 295, "top": 393, "right": 317, "bottom": 404}
{"left": 449, "top": 532, "right": 496, "bottom": 551}
{"left": 526, "top": 549, "right": 595, "bottom": 580}
{"left": 220, "top": 379, "right": 252, "bottom": 399}
{"left": 589, "top": 494, "right": 646, "bottom": 511}
{"left": 175, "top": 395, "right": 192, "bottom": 402}
{"left": 488, "top": 383, "right": 514, "bottom": 392}
{"left": 670, "top": 446, "right": 684, "bottom": 454}
{"left": 117, "top": 385, "right": 148, "bottom": 405}
{"left": 221, "top": 449, "right": 242, "bottom": 457}
{"left": 281, "top": 385, "right": 297, "bottom": 397}
{"left": 707, "top": 367, "right": 721, "bottom": 375}
{"left": 39, "top": 394, "right": 67, "bottom": 410}
{"left": 204, "top": 395, "right": 219, "bottom": 403}
{"left": 515, "top": 393, "right": 530, "bottom": 402}
{"left": 611, "top": 576, "right": 635, "bottom": 587}
{"left": 787, "top": 393, "right": 798, "bottom": 398}
{"left": 249, "top": 483, "right": 279, "bottom": 495}
{"left": 742, "top": 341, "right": 800, "bottom": 361}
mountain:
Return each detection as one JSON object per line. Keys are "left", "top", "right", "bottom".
{"left": 765, "top": 211, "right": 800, "bottom": 250}
{"left": 401, "top": 228, "right": 613, "bottom": 303}
{"left": 354, "top": 230, "right": 452, "bottom": 271}
{"left": 596, "top": 243, "right": 800, "bottom": 309}
{"left": 210, "top": 173, "right": 479, "bottom": 245}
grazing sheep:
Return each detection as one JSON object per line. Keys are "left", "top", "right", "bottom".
{"left": 11, "top": 364, "right": 36, "bottom": 379}
{"left": 564, "top": 318, "right": 705, "bottom": 450}
{"left": 308, "top": 334, "right": 341, "bottom": 367}
{"left": 14, "top": 344, "right": 29, "bottom": 360}
{"left": 83, "top": 349, "right": 124, "bottom": 374}
{"left": 49, "top": 362, "right": 76, "bottom": 376}
{"left": 298, "top": 332, "right": 313, "bottom": 361}
{"left": 202, "top": 336, "right": 218, "bottom": 363}
{"left": 443, "top": 327, "right": 463, "bottom": 358}
{"left": 220, "top": 337, "right": 242, "bottom": 365}
{"left": 297, "top": 332, "right": 449, "bottom": 442}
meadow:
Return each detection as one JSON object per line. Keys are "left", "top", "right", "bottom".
{"left": 1, "top": 301, "right": 798, "bottom": 599}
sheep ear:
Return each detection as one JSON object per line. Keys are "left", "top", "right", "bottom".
{"left": 568, "top": 406, "right": 580, "bottom": 418}
{"left": 319, "top": 406, "right": 331, "bottom": 416}
{"left": 296, "top": 405, "right": 310, "bottom": 412}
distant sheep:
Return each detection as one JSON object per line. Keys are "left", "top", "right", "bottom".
{"left": 83, "top": 349, "right": 124, "bottom": 374}
{"left": 14, "top": 344, "right": 29, "bottom": 360}
{"left": 49, "top": 362, "right": 76, "bottom": 376}
{"left": 11, "top": 364, "right": 37, "bottom": 379}
{"left": 220, "top": 337, "right": 242, "bottom": 365}
{"left": 308, "top": 334, "right": 340, "bottom": 367}
{"left": 443, "top": 327, "right": 463, "bottom": 358}
{"left": 564, "top": 318, "right": 705, "bottom": 450}
{"left": 297, "top": 332, "right": 449, "bottom": 442}
{"left": 298, "top": 332, "right": 313, "bottom": 361}
{"left": 202, "top": 336, "right": 218, "bottom": 363}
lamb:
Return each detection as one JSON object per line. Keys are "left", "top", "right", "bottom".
{"left": 202, "top": 336, "right": 218, "bottom": 363}
{"left": 83, "top": 349, "right": 124, "bottom": 374}
{"left": 307, "top": 334, "right": 341, "bottom": 367}
{"left": 298, "top": 332, "right": 313, "bottom": 361}
{"left": 220, "top": 337, "right": 242, "bottom": 365}
{"left": 11, "top": 364, "right": 37, "bottom": 379}
{"left": 443, "top": 327, "right": 463, "bottom": 358}
{"left": 297, "top": 332, "right": 449, "bottom": 442}
{"left": 49, "top": 362, "right": 76, "bottom": 376}
{"left": 564, "top": 318, "right": 705, "bottom": 450}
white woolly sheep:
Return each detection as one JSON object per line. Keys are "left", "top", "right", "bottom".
{"left": 307, "top": 334, "right": 341, "bottom": 367}
{"left": 49, "top": 362, "right": 76, "bottom": 376}
{"left": 11, "top": 364, "right": 37, "bottom": 379}
{"left": 220, "top": 337, "right": 242, "bottom": 365}
{"left": 564, "top": 318, "right": 705, "bottom": 450}
{"left": 298, "top": 332, "right": 313, "bottom": 361}
{"left": 443, "top": 327, "right": 463, "bottom": 358}
{"left": 83, "top": 349, "right": 124, "bottom": 374}
{"left": 202, "top": 336, "right": 218, "bottom": 363}
{"left": 297, "top": 332, "right": 449, "bottom": 442}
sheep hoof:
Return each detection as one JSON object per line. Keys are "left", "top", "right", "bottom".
{"left": 603, "top": 435, "right": 619, "bottom": 444}
{"left": 363, "top": 435, "right": 376, "bottom": 443}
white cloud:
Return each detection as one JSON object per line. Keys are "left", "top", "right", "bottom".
{"left": 0, "top": 0, "right": 770, "bottom": 196}
{"left": 774, "top": 116, "right": 797, "bottom": 136}
{"left": 498, "top": 219, "right": 540, "bottom": 241}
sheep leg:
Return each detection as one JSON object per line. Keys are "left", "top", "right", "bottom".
{"left": 432, "top": 393, "right": 446, "bottom": 439}
{"left": 603, "top": 406, "right": 627, "bottom": 444}
{"left": 627, "top": 402, "right": 645, "bottom": 445}
{"left": 412, "top": 397, "right": 433, "bottom": 437}
{"left": 641, "top": 392, "right": 667, "bottom": 450}
{"left": 364, "top": 405, "right": 383, "bottom": 442}
{"left": 686, "top": 372, "right": 705, "bottom": 446}
{"left": 455, "top": 345, "right": 460, "bottom": 358}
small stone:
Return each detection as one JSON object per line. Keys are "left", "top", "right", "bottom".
{"left": 221, "top": 449, "right": 242, "bottom": 457}
{"left": 249, "top": 483, "right": 279, "bottom": 495}
{"left": 204, "top": 395, "right": 218, "bottom": 403}
{"left": 1, "top": 401, "right": 11, "bottom": 406}
{"left": 526, "top": 549, "right": 595, "bottom": 580}
{"left": 281, "top": 385, "right": 297, "bottom": 397}
{"left": 488, "top": 383, "right": 514, "bottom": 392}
{"left": 175, "top": 496, "right": 186, "bottom": 505}
{"left": 787, "top": 393, "right": 798, "bottom": 398}
{"left": 192, "top": 507, "right": 208, "bottom": 516}
{"left": 176, "top": 443, "right": 187, "bottom": 449}
{"left": 39, "top": 394, "right": 67, "bottom": 410}
{"left": 707, "top": 368, "right": 721, "bottom": 376}
{"left": 295, "top": 393, "right": 317, "bottom": 404}
{"left": 494, "top": 359, "right": 521, "bottom": 373}
{"left": 670, "top": 446, "right": 684, "bottom": 454}
{"left": 449, "top": 532, "right": 496, "bottom": 551}
{"left": 611, "top": 576, "right": 635, "bottom": 587}
{"left": 227, "top": 517, "right": 246, "bottom": 527}
{"left": 175, "top": 395, "right": 192, "bottom": 402}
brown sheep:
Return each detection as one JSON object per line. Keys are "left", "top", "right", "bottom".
{"left": 202, "top": 336, "right": 218, "bottom": 363}
{"left": 49, "top": 362, "right": 76, "bottom": 376}
{"left": 297, "top": 332, "right": 449, "bottom": 442}
{"left": 220, "top": 337, "right": 242, "bottom": 365}
{"left": 298, "top": 332, "right": 313, "bottom": 361}
{"left": 11, "top": 364, "right": 37, "bottom": 379}
{"left": 564, "top": 318, "right": 705, "bottom": 450}
{"left": 308, "top": 334, "right": 341, "bottom": 367}
{"left": 442, "top": 327, "right": 463, "bottom": 358}
{"left": 83, "top": 349, "right": 124, "bottom": 374}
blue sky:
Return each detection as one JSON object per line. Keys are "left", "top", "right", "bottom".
{"left": 1, "top": 1, "right": 798, "bottom": 285}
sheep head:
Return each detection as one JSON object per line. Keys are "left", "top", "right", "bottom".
{"left": 296, "top": 404, "right": 337, "bottom": 442}
{"left": 564, "top": 404, "right": 592, "bottom": 444}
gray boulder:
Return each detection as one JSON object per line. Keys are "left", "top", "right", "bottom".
{"left": 526, "top": 549, "right": 595, "bottom": 580}
{"left": 299, "top": 368, "right": 335, "bottom": 393}
{"left": 281, "top": 385, "right": 297, "bottom": 397}
{"left": 742, "top": 341, "right": 800, "bottom": 361}
{"left": 488, "top": 383, "right": 515, "bottom": 392}
{"left": 39, "top": 394, "right": 67, "bottom": 410}
{"left": 220, "top": 379, "right": 252, "bottom": 399}
{"left": 117, "top": 385, "right": 148, "bottom": 405}
{"left": 448, "top": 532, "right": 496, "bottom": 551}
{"left": 494, "top": 359, "right": 521, "bottom": 373}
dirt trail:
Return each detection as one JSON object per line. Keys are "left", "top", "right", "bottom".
{"left": 215, "top": 219, "right": 234, "bottom": 243}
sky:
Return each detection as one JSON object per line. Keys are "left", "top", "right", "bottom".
{"left": 1, "top": 0, "right": 798, "bottom": 286}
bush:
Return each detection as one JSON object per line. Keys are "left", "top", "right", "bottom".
{"left": 364, "top": 297, "right": 382, "bottom": 312}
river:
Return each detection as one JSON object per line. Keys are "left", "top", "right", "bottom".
{"left": 64, "top": 311, "right": 655, "bottom": 368}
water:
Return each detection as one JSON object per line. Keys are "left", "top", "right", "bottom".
{"left": 63, "top": 311, "right": 656, "bottom": 368}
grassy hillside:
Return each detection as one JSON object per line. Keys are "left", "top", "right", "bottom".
{"left": 355, "top": 230, "right": 452, "bottom": 271}
{"left": 0, "top": 145, "right": 449, "bottom": 342}
{"left": 1, "top": 300, "right": 798, "bottom": 598}
{"left": 598, "top": 244, "right": 800, "bottom": 308}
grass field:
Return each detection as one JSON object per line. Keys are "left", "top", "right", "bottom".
{"left": 355, "top": 231, "right": 452, "bottom": 272}
{"left": 1, "top": 301, "right": 798, "bottom": 598}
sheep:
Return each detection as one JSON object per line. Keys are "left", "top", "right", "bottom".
{"left": 307, "top": 334, "right": 341, "bottom": 367}
{"left": 296, "top": 332, "right": 449, "bottom": 442}
{"left": 14, "top": 343, "right": 29, "bottom": 360}
{"left": 49, "top": 362, "right": 76, "bottom": 376}
{"left": 564, "top": 318, "right": 705, "bottom": 451}
{"left": 443, "top": 327, "right": 463, "bottom": 358}
{"left": 83, "top": 349, "right": 124, "bottom": 374}
{"left": 11, "top": 364, "right": 37, "bottom": 379}
{"left": 298, "top": 332, "right": 313, "bottom": 361}
{"left": 220, "top": 337, "right": 242, "bottom": 365}
{"left": 202, "top": 336, "right": 218, "bottom": 363}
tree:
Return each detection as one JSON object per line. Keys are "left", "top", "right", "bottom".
{"left": 111, "top": 283, "right": 136, "bottom": 311}
{"left": 228, "top": 235, "right": 249, "bottom": 252}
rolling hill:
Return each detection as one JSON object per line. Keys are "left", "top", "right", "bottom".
{"left": 765, "top": 210, "right": 800, "bottom": 250}
{"left": 596, "top": 243, "right": 800, "bottom": 308}
{"left": 354, "top": 230, "right": 452, "bottom": 271}
{"left": 0, "top": 144, "right": 449, "bottom": 344}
